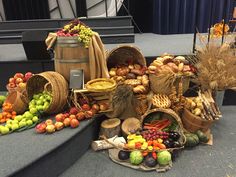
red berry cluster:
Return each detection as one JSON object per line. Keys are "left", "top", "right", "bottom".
{"left": 141, "top": 130, "right": 169, "bottom": 141}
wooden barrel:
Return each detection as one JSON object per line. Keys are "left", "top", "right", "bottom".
{"left": 54, "top": 36, "right": 90, "bottom": 83}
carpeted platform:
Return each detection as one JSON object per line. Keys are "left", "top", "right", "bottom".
{"left": 0, "top": 114, "right": 105, "bottom": 177}
{"left": 60, "top": 106, "right": 236, "bottom": 177}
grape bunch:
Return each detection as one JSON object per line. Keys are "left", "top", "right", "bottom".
{"left": 78, "top": 25, "right": 93, "bottom": 48}
{"left": 56, "top": 19, "right": 94, "bottom": 48}
{"left": 141, "top": 130, "right": 169, "bottom": 141}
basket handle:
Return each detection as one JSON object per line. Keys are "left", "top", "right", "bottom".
{"left": 19, "top": 90, "right": 29, "bottom": 104}
{"left": 71, "top": 90, "right": 89, "bottom": 111}
{"left": 44, "top": 82, "right": 51, "bottom": 93}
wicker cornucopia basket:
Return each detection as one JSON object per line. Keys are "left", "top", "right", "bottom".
{"left": 26, "top": 71, "right": 69, "bottom": 114}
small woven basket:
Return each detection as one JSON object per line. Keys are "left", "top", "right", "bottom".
{"left": 149, "top": 74, "right": 190, "bottom": 95}
{"left": 26, "top": 71, "right": 69, "bottom": 114}
{"left": 106, "top": 45, "right": 146, "bottom": 69}
{"left": 181, "top": 108, "right": 214, "bottom": 133}
{"left": 141, "top": 108, "right": 186, "bottom": 146}
{"left": 5, "top": 90, "right": 28, "bottom": 114}
{"left": 71, "top": 89, "right": 113, "bottom": 113}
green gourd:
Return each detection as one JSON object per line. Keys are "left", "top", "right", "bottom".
{"left": 195, "top": 130, "right": 209, "bottom": 143}
{"left": 185, "top": 133, "right": 199, "bottom": 147}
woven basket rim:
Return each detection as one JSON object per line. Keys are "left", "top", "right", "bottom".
{"left": 106, "top": 45, "right": 146, "bottom": 69}
{"left": 183, "top": 108, "right": 214, "bottom": 123}
{"left": 141, "top": 108, "right": 186, "bottom": 145}
{"left": 86, "top": 78, "right": 117, "bottom": 92}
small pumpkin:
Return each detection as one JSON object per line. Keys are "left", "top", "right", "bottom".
{"left": 185, "top": 133, "right": 199, "bottom": 147}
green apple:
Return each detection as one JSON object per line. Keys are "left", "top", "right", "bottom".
{"left": 37, "top": 105, "right": 44, "bottom": 111}
{"left": 0, "top": 125, "right": 4, "bottom": 132}
{"left": 33, "top": 94, "right": 40, "bottom": 100}
{"left": 26, "top": 120, "right": 33, "bottom": 126}
{"left": 39, "top": 95, "right": 45, "bottom": 100}
{"left": 21, "top": 118, "right": 27, "bottom": 122}
{"left": 32, "top": 116, "right": 39, "bottom": 123}
{"left": 29, "top": 108, "right": 37, "bottom": 114}
{"left": 29, "top": 105, "right": 34, "bottom": 110}
{"left": 19, "top": 121, "right": 27, "bottom": 128}
{"left": 36, "top": 100, "right": 43, "bottom": 105}
{"left": 5, "top": 124, "right": 12, "bottom": 130}
{"left": 30, "top": 100, "right": 36, "bottom": 105}
{"left": 6, "top": 120, "right": 13, "bottom": 125}
{"left": 43, "top": 102, "right": 49, "bottom": 110}
{"left": 1, "top": 126, "right": 10, "bottom": 135}
{"left": 15, "top": 115, "right": 23, "bottom": 122}
{"left": 11, "top": 123, "right": 19, "bottom": 130}
{"left": 25, "top": 112, "right": 33, "bottom": 119}
{"left": 12, "top": 120, "right": 19, "bottom": 124}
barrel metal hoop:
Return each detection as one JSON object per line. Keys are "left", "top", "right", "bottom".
{"left": 55, "top": 58, "right": 89, "bottom": 63}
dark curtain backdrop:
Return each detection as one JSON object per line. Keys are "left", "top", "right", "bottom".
{"left": 117, "top": 0, "right": 153, "bottom": 32}
{"left": 75, "top": 0, "right": 87, "bottom": 17}
{"left": 153, "top": 0, "right": 234, "bottom": 34}
{"left": 3, "top": 0, "right": 50, "bottom": 20}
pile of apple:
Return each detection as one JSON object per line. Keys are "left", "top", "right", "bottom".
{"left": 0, "top": 102, "right": 17, "bottom": 123}
{"left": 0, "top": 91, "right": 51, "bottom": 135}
{"left": 0, "top": 111, "right": 39, "bottom": 135}
{"left": 29, "top": 91, "right": 52, "bottom": 113}
{"left": 7, "top": 72, "right": 34, "bottom": 91}
{"left": 35, "top": 104, "right": 99, "bottom": 134}
{"left": 77, "top": 96, "right": 109, "bottom": 113}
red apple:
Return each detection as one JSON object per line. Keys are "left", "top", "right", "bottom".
{"left": 15, "top": 78, "right": 23, "bottom": 84}
{"left": 64, "top": 113, "right": 70, "bottom": 118}
{"left": 55, "top": 113, "right": 64, "bottom": 122}
{"left": 63, "top": 118, "right": 71, "bottom": 127}
{"left": 24, "top": 72, "right": 33, "bottom": 81}
{"left": 14, "top": 73, "right": 24, "bottom": 79}
{"left": 82, "top": 104, "right": 90, "bottom": 111}
{"left": 18, "top": 82, "right": 26, "bottom": 90}
{"left": 55, "top": 122, "right": 64, "bottom": 131}
{"left": 69, "top": 114, "right": 76, "bottom": 120}
{"left": 91, "top": 108, "right": 98, "bottom": 114}
{"left": 92, "top": 104, "right": 100, "bottom": 112}
{"left": 35, "top": 123, "right": 47, "bottom": 133}
{"left": 70, "top": 119, "right": 80, "bottom": 128}
{"left": 85, "top": 110, "right": 94, "bottom": 119}
{"left": 99, "top": 103, "right": 109, "bottom": 111}
{"left": 76, "top": 112, "right": 85, "bottom": 121}
{"left": 69, "top": 107, "right": 79, "bottom": 115}
{"left": 46, "top": 124, "right": 56, "bottom": 133}
{"left": 9, "top": 77, "right": 15, "bottom": 84}
{"left": 45, "top": 119, "right": 53, "bottom": 125}
{"left": 7, "top": 83, "right": 16, "bottom": 88}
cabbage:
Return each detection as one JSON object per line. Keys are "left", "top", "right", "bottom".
{"left": 130, "top": 151, "right": 143, "bottom": 165}
{"left": 157, "top": 151, "right": 171, "bottom": 165}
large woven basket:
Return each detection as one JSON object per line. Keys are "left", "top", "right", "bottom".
{"left": 106, "top": 45, "right": 146, "bottom": 69}
{"left": 149, "top": 74, "right": 190, "bottom": 95}
{"left": 141, "top": 108, "right": 186, "bottom": 146}
{"left": 26, "top": 71, "right": 69, "bottom": 114}
{"left": 181, "top": 108, "right": 214, "bottom": 133}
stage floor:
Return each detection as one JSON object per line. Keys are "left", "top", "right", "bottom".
{"left": 0, "top": 33, "right": 195, "bottom": 62}
{"left": 60, "top": 106, "right": 236, "bottom": 177}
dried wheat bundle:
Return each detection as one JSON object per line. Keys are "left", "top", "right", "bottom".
{"left": 194, "top": 38, "right": 236, "bottom": 90}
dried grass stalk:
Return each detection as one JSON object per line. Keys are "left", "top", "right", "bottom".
{"left": 194, "top": 35, "right": 236, "bottom": 91}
